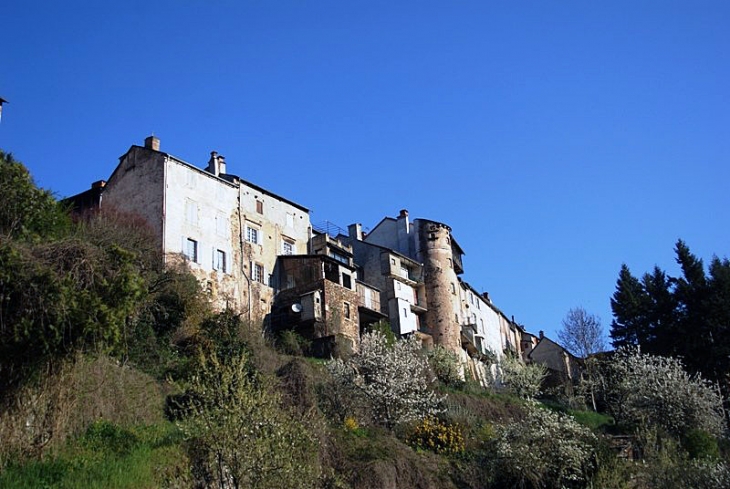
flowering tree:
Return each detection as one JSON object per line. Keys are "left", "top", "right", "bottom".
{"left": 495, "top": 404, "right": 597, "bottom": 489}
{"left": 498, "top": 354, "right": 547, "bottom": 400}
{"left": 327, "top": 331, "right": 443, "bottom": 429}
{"left": 599, "top": 347, "right": 726, "bottom": 438}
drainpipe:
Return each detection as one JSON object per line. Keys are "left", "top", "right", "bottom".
{"left": 237, "top": 192, "right": 252, "bottom": 327}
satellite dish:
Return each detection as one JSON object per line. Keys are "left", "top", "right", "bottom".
{"left": 291, "top": 303, "right": 303, "bottom": 313}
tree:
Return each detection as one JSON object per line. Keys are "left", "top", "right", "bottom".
{"left": 558, "top": 307, "right": 606, "bottom": 359}
{"left": 495, "top": 404, "right": 597, "bottom": 489}
{"left": 597, "top": 348, "right": 726, "bottom": 439}
{"left": 0, "top": 150, "right": 70, "bottom": 241}
{"left": 610, "top": 264, "right": 650, "bottom": 349}
{"left": 174, "top": 349, "right": 319, "bottom": 488}
{"left": 498, "top": 353, "right": 547, "bottom": 400}
{"left": 327, "top": 331, "right": 443, "bottom": 429}
{"left": 609, "top": 241, "right": 730, "bottom": 397}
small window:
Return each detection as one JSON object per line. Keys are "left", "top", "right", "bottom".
{"left": 446, "top": 236, "right": 451, "bottom": 244}
{"left": 216, "top": 213, "right": 228, "bottom": 237}
{"left": 252, "top": 262, "right": 264, "bottom": 283}
{"left": 391, "top": 258, "right": 396, "bottom": 265}
{"left": 185, "top": 199, "right": 198, "bottom": 225}
{"left": 447, "top": 258, "right": 453, "bottom": 268}
{"left": 342, "top": 273, "right": 352, "bottom": 289}
{"left": 282, "top": 240, "right": 294, "bottom": 255}
{"left": 184, "top": 238, "right": 198, "bottom": 262}
{"left": 246, "top": 226, "right": 259, "bottom": 244}
{"left": 344, "top": 302, "right": 351, "bottom": 319}
{"left": 213, "top": 249, "right": 226, "bottom": 273}
{"left": 450, "top": 283, "right": 456, "bottom": 294}
{"left": 256, "top": 199, "right": 263, "bottom": 214}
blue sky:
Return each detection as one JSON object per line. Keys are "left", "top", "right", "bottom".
{"left": 2, "top": 1, "right": 729, "bottom": 342}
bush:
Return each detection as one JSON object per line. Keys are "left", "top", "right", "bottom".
{"left": 327, "top": 331, "right": 444, "bottom": 429}
{"left": 598, "top": 347, "right": 726, "bottom": 438}
{"left": 406, "top": 417, "right": 465, "bottom": 455}
{"left": 276, "top": 330, "right": 311, "bottom": 356}
{"left": 428, "top": 346, "right": 464, "bottom": 388}
{"left": 173, "top": 349, "right": 319, "bottom": 488}
{"left": 498, "top": 354, "right": 547, "bottom": 400}
{"left": 495, "top": 403, "right": 597, "bottom": 489}
{"left": 683, "top": 429, "right": 721, "bottom": 460}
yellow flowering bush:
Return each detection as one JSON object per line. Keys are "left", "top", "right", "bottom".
{"left": 343, "top": 416, "right": 359, "bottom": 432}
{"left": 406, "top": 417, "right": 465, "bottom": 455}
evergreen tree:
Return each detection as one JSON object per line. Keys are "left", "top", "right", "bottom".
{"left": 610, "top": 241, "right": 730, "bottom": 398}
{"left": 610, "top": 264, "right": 650, "bottom": 349}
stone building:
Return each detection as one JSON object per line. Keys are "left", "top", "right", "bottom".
{"left": 67, "top": 137, "right": 557, "bottom": 366}
{"left": 68, "top": 136, "right": 311, "bottom": 323}
{"left": 344, "top": 224, "right": 428, "bottom": 339}
{"left": 269, "top": 231, "right": 384, "bottom": 355}
{"left": 345, "top": 210, "right": 527, "bottom": 377}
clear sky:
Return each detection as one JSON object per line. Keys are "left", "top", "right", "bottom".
{"left": 2, "top": 1, "right": 729, "bottom": 344}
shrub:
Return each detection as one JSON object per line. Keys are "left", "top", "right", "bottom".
{"left": 173, "top": 349, "right": 319, "bottom": 488}
{"left": 498, "top": 354, "right": 547, "bottom": 400}
{"left": 428, "top": 346, "right": 464, "bottom": 388}
{"left": 406, "top": 417, "right": 465, "bottom": 455}
{"left": 495, "top": 403, "right": 597, "bottom": 489}
{"left": 598, "top": 347, "right": 726, "bottom": 438}
{"left": 327, "top": 331, "right": 444, "bottom": 429}
{"left": 683, "top": 429, "right": 721, "bottom": 460}
{"left": 276, "top": 330, "right": 311, "bottom": 356}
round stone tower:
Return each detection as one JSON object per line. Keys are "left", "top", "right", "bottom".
{"left": 416, "top": 220, "right": 462, "bottom": 353}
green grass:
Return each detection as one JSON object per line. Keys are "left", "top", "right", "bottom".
{"left": 0, "top": 421, "right": 189, "bottom": 489}
{"left": 570, "top": 410, "right": 614, "bottom": 432}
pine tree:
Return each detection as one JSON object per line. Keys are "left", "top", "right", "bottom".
{"left": 610, "top": 264, "right": 650, "bottom": 349}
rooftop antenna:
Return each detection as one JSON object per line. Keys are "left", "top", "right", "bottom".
{"left": 0, "top": 98, "right": 7, "bottom": 123}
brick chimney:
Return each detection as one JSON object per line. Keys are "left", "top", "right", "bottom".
{"left": 144, "top": 135, "right": 160, "bottom": 151}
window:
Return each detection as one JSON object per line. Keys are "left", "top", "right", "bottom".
{"left": 252, "top": 262, "right": 264, "bottom": 283}
{"left": 216, "top": 213, "right": 227, "bottom": 237}
{"left": 184, "top": 238, "right": 198, "bottom": 262}
{"left": 447, "top": 258, "right": 453, "bottom": 268}
{"left": 185, "top": 199, "right": 198, "bottom": 225}
{"left": 213, "top": 249, "right": 226, "bottom": 273}
{"left": 342, "top": 273, "right": 352, "bottom": 289}
{"left": 344, "top": 302, "right": 351, "bottom": 319}
{"left": 256, "top": 199, "right": 263, "bottom": 214}
{"left": 246, "top": 226, "right": 259, "bottom": 244}
{"left": 450, "top": 283, "right": 456, "bottom": 294}
{"left": 282, "top": 240, "right": 294, "bottom": 255}
{"left": 328, "top": 250, "right": 349, "bottom": 265}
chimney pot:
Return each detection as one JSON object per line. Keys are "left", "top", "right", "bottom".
{"left": 399, "top": 209, "right": 409, "bottom": 218}
{"left": 144, "top": 135, "right": 160, "bottom": 151}
{"left": 539, "top": 330, "right": 545, "bottom": 339}
{"left": 207, "top": 151, "right": 226, "bottom": 176}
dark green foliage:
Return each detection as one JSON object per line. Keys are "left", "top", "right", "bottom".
{"left": 0, "top": 150, "right": 71, "bottom": 241}
{"left": 610, "top": 241, "right": 730, "bottom": 396}
{"left": 683, "top": 429, "right": 720, "bottom": 460}
{"left": 0, "top": 238, "right": 146, "bottom": 396}
{"left": 276, "top": 329, "right": 312, "bottom": 356}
